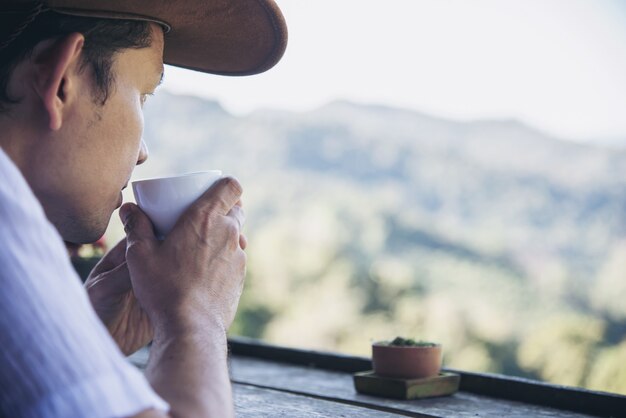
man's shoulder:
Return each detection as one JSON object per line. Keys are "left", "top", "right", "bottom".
{"left": 0, "top": 146, "right": 69, "bottom": 279}
{"left": 0, "top": 146, "right": 48, "bottom": 225}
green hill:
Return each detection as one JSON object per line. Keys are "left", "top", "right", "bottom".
{"left": 133, "top": 91, "right": 626, "bottom": 393}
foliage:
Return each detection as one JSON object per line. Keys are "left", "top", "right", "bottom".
{"left": 106, "top": 92, "right": 626, "bottom": 394}
{"left": 378, "top": 337, "right": 437, "bottom": 347}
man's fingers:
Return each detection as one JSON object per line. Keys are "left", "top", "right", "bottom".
{"left": 229, "top": 198, "right": 246, "bottom": 250}
{"left": 119, "top": 203, "right": 157, "bottom": 252}
{"left": 227, "top": 204, "right": 245, "bottom": 230}
{"left": 196, "top": 177, "right": 243, "bottom": 216}
{"left": 86, "top": 261, "right": 132, "bottom": 294}
{"left": 170, "top": 178, "right": 244, "bottom": 243}
{"left": 90, "top": 239, "right": 126, "bottom": 276}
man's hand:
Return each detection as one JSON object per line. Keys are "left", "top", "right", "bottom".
{"left": 118, "top": 177, "right": 246, "bottom": 417}
{"left": 120, "top": 177, "right": 246, "bottom": 337}
{"left": 84, "top": 239, "right": 153, "bottom": 355}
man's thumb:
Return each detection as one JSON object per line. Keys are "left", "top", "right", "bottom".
{"left": 119, "top": 203, "right": 156, "bottom": 248}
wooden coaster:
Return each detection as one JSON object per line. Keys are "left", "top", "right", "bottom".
{"left": 353, "top": 371, "right": 461, "bottom": 400}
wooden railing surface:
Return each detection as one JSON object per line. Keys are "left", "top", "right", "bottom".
{"left": 128, "top": 337, "right": 626, "bottom": 417}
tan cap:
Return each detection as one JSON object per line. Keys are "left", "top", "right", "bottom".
{"left": 1, "top": 0, "right": 288, "bottom": 76}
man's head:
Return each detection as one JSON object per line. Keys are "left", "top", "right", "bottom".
{"left": 0, "top": 9, "right": 164, "bottom": 243}
{"left": 0, "top": 9, "right": 155, "bottom": 112}
{"left": 0, "top": 0, "right": 286, "bottom": 244}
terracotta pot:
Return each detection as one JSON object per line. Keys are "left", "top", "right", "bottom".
{"left": 372, "top": 343, "right": 442, "bottom": 379}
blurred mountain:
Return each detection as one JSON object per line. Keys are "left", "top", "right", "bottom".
{"left": 584, "top": 136, "right": 626, "bottom": 150}
{"left": 136, "top": 91, "right": 626, "bottom": 391}
{"left": 140, "top": 91, "right": 626, "bottom": 274}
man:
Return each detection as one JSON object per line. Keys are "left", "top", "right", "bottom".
{"left": 0, "top": 1, "right": 287, "bottom": 417}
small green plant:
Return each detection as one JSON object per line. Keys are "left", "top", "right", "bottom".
{"left": 379, "top": 337, "right": 438, "bottom": 347}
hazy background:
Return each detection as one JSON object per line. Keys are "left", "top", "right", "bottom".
{"left": 103, "top": 0, "right": 626, "bottom": 393}
{"left": 163, "top": 0, "right": 626, "bottom": 143}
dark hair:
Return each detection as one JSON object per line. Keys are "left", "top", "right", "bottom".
{"left": 0, "top": 7, "right": 153, "bottom": 112}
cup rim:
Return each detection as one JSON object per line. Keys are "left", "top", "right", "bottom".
{"left": 132, "top": 170, "right": 222, "bottom": 185}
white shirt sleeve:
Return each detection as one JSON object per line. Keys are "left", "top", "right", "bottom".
{"left": 0, "top": 147, "right": 169, "bottom": 417}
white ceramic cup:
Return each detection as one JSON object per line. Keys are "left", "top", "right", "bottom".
{"left": 132, "top": 170, "right": 223, "bottom": 238}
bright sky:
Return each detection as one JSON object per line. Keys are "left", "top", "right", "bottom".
{"left": 161, "top": 0, "right": 626, "bottom": 142}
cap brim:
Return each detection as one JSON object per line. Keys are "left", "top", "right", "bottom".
{"left": 47, "top": 0, "right": 288, "bottom": 76}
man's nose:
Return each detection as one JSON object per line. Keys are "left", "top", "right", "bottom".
{"left": 137, "top": 139, "right": 149, "bottom": 165}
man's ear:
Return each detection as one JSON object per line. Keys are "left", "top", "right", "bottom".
{"left": 31, "top": 33, "right": 85, "bottom": 131}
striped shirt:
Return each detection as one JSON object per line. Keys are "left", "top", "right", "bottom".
{"left": 0, "top": 146, "right": 168, "bottom": 417}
